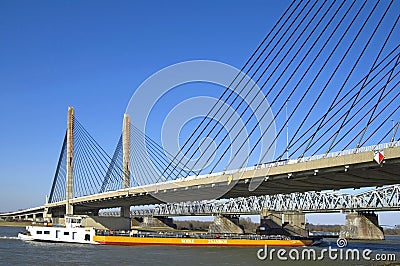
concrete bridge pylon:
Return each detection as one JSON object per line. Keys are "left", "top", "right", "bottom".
{"left": 121, "top": 113, "right": 131, "bottom": 218}
{"left": 66, "top": 106, "right": 74, "bottom": 216}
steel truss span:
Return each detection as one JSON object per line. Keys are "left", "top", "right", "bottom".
{"left": 99, "top": 184, "right": 400, "bottom": 217}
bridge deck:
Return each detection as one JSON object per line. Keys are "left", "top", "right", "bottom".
{"left": 46, "top": 144, "right": 400, "bottom": 213}
{"left": 4, "top": 144, "right": 399, "bottom": 216}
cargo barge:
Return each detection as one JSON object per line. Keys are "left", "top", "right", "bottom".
{"left": 18, "top": 216, "right": 321, "bottom": 247}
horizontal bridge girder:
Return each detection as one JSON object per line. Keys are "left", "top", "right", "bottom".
{"left": 98, "top": 184, "right": 400, "bottom": 217}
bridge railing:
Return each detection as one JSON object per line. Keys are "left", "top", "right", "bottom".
{"left": 226, "top": 141, "right": 400, "bottom": 175}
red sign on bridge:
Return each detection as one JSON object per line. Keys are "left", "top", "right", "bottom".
{"left": 374, "top": 151, "right": 385, "bottom": 164}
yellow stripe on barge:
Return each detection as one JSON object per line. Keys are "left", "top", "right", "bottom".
{"left": 93, "top": 235, "right": 314, "bottom": 247}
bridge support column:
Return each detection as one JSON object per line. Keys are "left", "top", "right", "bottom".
{"left": 120, "top": 114, "right": 131, "bottom": 218}
{"left": 120, "top": 206, "right": 130, "bottom": 218}
{"left": 339, "top": 212, "right": 384, "bottom": 240}
{"left": 43, "top": 208, "right": 52, "bottom": 222}
{"left": 138, "top": 216, "right": 177, "bottom": 229}
{"left": 208, "top": 215, "right": 244, "bottom": 234}
{"left": 259, "top": 210, "right": 307, "bottom": 236}
{"left": 66, "top": 106, "right": 74, "bottom": 216}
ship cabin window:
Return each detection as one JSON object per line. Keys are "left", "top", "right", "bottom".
{"left": 85, "top": 234, "right": 90, "bottom": 241}
{"left": 64, "top": 232, "right": 70, "bottom": 235}
{"left": 44, "top": 231, "right": 50, "bottom": 235}
{"left": 37, "top": 231, "right": 42, "bottom": 234}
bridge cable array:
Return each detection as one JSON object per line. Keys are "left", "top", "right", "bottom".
{"left": 154, "top": 1, "right": 400, "bottom": 182}
{"left": 48, "top": 132, "right": 67, "bottom": 203}
{"left": 158, "top": 1, "right": 301, "bottom": 182}
{"left": 48, "top": 118, "right": 126, "bottom": 203}
{"left": 128, "top": 123, "right": 198, "bottom": 185}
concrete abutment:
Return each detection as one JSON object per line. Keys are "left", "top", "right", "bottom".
{"left": 339, "top": 212, "right": 384, "bottom": 240}
{"left": 259, "top": 210, "right": 307, "bottom": 236}
{"left": 138, "top": 216, "right": 177, "bottom": 229}
{"left": 208, "top": 215, "right": 245, "bottom": 234}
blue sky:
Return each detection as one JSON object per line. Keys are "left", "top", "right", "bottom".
{"left": 0, "top": 0, "right": 286, "bottom": 209}
{"left": 0, "top": 0, "right": 399, "bottom": 226}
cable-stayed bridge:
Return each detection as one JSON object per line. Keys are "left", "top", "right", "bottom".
{"left": 1, "top": 1, "right": 400, "bottom": 239}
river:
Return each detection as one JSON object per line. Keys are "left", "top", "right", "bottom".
{"left": 1, "top": 226, "right": 399, "bottom": 265}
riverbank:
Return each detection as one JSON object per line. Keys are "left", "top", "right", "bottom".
{"left": 0, "top": 221, "right": 31, "bottom": 227}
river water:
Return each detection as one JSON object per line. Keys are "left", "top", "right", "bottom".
{"left": 1, "top": 226, "right": 400, "bottom": 265}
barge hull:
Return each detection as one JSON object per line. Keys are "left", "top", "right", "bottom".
{"left": 93, "top": 236, "right": 313, "bottom": 247}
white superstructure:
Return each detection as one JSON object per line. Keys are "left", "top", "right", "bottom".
{"left": 18, "top": 216, "right": 97, "bottom": 244}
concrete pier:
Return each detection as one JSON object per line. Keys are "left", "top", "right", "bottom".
{"left": 208, "top": 215, "right": 244, "bottom": 234}
{"left": 43, "top": 207, "right": 52, "bottom": 222}
{"left": 259, "top": 210, "right": 307, "bottom": 236}
{"left": 139, "top": 216, "right": 177, "bottom": 229}
{"left": 339, "top": 212, "right": 384, "bottom": 240}
{"left": 131, "top": 217, "right": 143, "bottom": 227}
